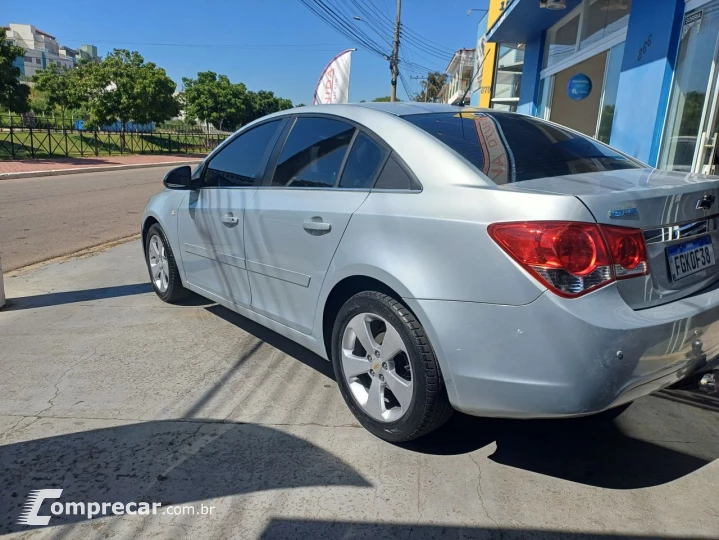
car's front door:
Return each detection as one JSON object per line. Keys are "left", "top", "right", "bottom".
{"left": 177, "top": 119, "right": 285, "bottom": 307}
{"left": 244, "top": 116, "right": 389, "bottom": 334}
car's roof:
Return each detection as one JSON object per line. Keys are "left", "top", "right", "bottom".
{"left": 353, "top": 101, "right": 471, "bottom": 116}
{"left": 279, "top": 102, "right": 490, "bottom": 118}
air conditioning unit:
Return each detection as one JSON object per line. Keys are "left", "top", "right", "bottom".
{"left": 541, "top": 0, "right": 567, "bottom": 9}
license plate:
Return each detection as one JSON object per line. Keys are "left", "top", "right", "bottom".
{"left": 667, "top": 236, "right": 715, "bottom": 281}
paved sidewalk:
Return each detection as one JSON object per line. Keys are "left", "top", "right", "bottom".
{"left": 0, "top": 154, "right": 204, "bottom": 179}
{"left": 0, "top": 240, "right": 718, "bottom": 538}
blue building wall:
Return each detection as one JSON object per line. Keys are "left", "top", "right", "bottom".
{"left": 517, "top": 32, "right": 545, "bottom": 116}
{"left": 12, "top": 56, "right": 24, "bottom": 76}
{"left": 609, "top": 0, "right": 685, "bottom": 165}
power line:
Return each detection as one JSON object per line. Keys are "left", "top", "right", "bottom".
{"left": 54, "top": 38, "right": 348, "bottom": 51}
{"left": 315, "top": 0, "right": 388, "bottom": 56}
{"left": 298, "top": 0, "right": 389, "bottom": 58}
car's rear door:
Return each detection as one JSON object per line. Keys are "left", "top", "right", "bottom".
{"left": 244, "top": 115, "right": 389, "bottom": 333}
{"left": 177, "top": 118, "right": 286, "bottom": 307}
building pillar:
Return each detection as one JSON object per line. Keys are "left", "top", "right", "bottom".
{"left": 609, "top": 0, "right": 685, "bottom": 165}
{"left": 517, "top": 33, "right": 545, "bottom": 116}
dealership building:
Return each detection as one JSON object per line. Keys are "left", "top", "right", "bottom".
{"left": 473, "top": 0, "right": 719, "bottom": 174}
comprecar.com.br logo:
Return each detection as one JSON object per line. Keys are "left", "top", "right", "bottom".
{"left": 18, "top": 489, "right": 214, "bottom": 526}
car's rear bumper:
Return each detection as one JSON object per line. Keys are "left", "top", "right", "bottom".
{"left": 407, "top": 280, "right": 719, "bottom": 418}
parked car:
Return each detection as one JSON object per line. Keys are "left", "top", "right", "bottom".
{"left": 142, "top": 103, "right": 719, "bottom": 442}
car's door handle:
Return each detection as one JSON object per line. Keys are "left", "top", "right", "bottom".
{"left": 221, "top": 213, "right": 239, "bottom": 225}
{"left": 303, "top": 219, "right": 332, "bottom": 234}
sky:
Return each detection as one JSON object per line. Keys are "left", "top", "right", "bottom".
{"left": 3, "top": 0, "right": 488, "bottom": 104}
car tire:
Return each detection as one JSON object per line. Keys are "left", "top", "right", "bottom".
{"left": 144, "top": 223, "right": 190, "bottom": 303}
{"left": 331, "top": 291, "right": 453, "bottom": 442}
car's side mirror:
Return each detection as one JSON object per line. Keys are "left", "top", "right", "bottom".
{"left": 163, "top": 166, "right": 192, "bottom": 189}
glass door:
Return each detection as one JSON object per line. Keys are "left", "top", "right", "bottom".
{"left": 659, "top": 0, "right": 719, "bottom": 173}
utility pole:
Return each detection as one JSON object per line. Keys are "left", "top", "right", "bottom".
{"left": 390, "top": 0, "right": 402, "bottom": 102}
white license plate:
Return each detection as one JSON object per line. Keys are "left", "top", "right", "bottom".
{"left": 667, "top": 236, "right": 715, "bottom": 281}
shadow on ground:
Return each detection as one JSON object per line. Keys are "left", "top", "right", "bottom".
{"left": 400, "top": 409, "right": 717, "bottom": 490}
{"left": 209, "top": 303, "right": 719, "bottom": 491}
{"left": 0, "top": 420, "right": 370, "bottom": 534}
{"left": 260, "top": 519, "right": 712, "bottom": 539}
{"left": 5, "top": 284, "right": 213, "bottom": 310}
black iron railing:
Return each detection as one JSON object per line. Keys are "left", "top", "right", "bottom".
{"left": 0, "top": 115, "right": 229, "bottom": 160}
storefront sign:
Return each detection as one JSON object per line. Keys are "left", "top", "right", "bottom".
{"left": 567, "top": 74, "right": 592, "bottom": 101}
{"left": 683, "top": 10, "right": 702, "bottom": 39}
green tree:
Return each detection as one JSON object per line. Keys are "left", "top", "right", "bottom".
{"left": 245, "top": 90, "right": 293, "bottom": 124}
{"left": 0, "top": 27, "right": 30, "bottom": 112}
{"left": 29, "top": 86, "right": 53, "bottom": 116}
{"left": 85, "top": 49, "right": 179, "bottom": 130}
{"left": 371, "top": 96, "right": 400, "bottom": 102}
{"left": 416, "top": 72, "right": 448, "bottom": 103}
{"left": 32, "top": 64, "right": 84, "bottom": 127}
{"left": 182, "top": 71, "right": 250, "bottom": 131}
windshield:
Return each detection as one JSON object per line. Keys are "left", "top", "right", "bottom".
{"left": 403, "top": 111, "right": 641, "bottom": 185}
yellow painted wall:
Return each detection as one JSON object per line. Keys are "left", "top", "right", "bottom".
{"left": 479, "top": 0, "right": 506, "bottom": 108}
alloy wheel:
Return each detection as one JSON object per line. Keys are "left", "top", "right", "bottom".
{"left": 148, "top": 234, "right": 169, "bottom": 293}
{"left": 341, "top": 312, "right": 414, "bottom": 422}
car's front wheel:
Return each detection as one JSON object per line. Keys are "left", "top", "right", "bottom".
{"left": 331, "top": 291, "right": 453, "bottom": 442}
{"left": 144, "top": 223, "right": 189, "bottom": 303}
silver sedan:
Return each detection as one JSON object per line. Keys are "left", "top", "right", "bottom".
{"left": 142, "top": 103, "right": 719, "bottom": 441}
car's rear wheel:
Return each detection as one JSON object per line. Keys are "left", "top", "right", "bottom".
{"left": 144, "top": 224, "right": 189, "bottom": 303}
{"left": 331, "top": 291, "right": 453, "bottom": 442}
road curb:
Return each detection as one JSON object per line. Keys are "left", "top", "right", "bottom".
{"left": 0, "top": 159, "right": 203, "bottom": 181}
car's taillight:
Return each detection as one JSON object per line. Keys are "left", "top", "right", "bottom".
{"left": 600, "top": 225, "right": 649, "bottom": 279}
{"left": 488, "top": 221, "right": 649, "bottom": 298}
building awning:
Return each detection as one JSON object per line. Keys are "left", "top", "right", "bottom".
{"left": 486, "top": 0, "right": 583, "bottom": 43}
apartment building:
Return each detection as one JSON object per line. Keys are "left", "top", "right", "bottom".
{"left": 443, "top": 48, "right": 476, "bottom": 106}
{"left": 4, "top": 23, "right": 98, "bottom": 80}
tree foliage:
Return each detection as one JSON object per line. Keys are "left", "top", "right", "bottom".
{"left": 182, "top": 71, "right": 294, "bottom": 131}
{"left": 82, "top": 49, "right": 179, "bottom": 129}
{"left": 0, "top": 27, "right": 30, "bottom": 112}
{"left": 416, "top": 72, "right": 448, "bottom": 103}
{"left": 32, "top": 64, "right": 84, "bottom": 123}
{"left": 181, "top": 71, "right": 248, "bottom": 131}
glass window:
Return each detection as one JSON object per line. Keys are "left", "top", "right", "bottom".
{"left": 205, "top": 120, "right": 283, "bottom": 187}
{"left": 537, "top": 76, "right": 553, "bottom": 120}
{"left": 404, "top": 112, "right": 639, "bottom": 185}
{"left": 493, "top": 44, "right": 524, "bottom": 100}
{"left": 597, "top": 42, "right": 625, "bottom": 143}
{"left": 581, "top": 0, "right": 632, "bottom": 50}
{"left": 338, "top": 133, "right": 387, "bottom": 189}
{"left": 272, "top": 117, "right": 354, "bottom": 188}
{"left": 659, "top": 5, "right": 719, "bottom": 172}
{"left": 35, "top": 58, "right": 41, "bottom": 64}
{"left": 374, "top": 155, "right": 412, "bottom": 190}
{"left": 544, "top": 12, "right": 580, "bottom": 69}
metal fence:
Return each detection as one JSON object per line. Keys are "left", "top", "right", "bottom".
{"left": 0, "top": 115, "right": 230, "bottom": 160}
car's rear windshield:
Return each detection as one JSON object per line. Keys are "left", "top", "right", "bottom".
{"left": 403, "top": 111, "right": 640, "bottom": 185}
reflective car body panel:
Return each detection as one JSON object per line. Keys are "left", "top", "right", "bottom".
{"left": 143, "top": 103, "right": 719, "bottom": 418}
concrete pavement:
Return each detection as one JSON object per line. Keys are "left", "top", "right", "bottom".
{"left": 0, "top": 166, "right": 175, "bottom": 271}
{"left": 0, "top": 240, "right": 718, "bottom": 539}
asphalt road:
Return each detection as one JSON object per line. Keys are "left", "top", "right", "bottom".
{"left": 0, "top": 166, "right": 173, "bottom": 271}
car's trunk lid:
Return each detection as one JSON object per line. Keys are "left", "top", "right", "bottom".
{"left": 501, "top": 168, "right": 719, "bottom": 309}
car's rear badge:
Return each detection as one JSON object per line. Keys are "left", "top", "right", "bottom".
{"left": 608, "top": 207, "right": 639, "bottom": 218}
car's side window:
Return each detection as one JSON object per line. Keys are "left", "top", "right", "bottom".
{"left": 374, "top": 154, "right": 413, "bottom": 190}
{"left": 338, "top": 132, "right": 388, "bottom": 189}
{"left": 271, "top": 117, "right": 355, "bottom": 188}
{"left": 204, "top": 120, "right": 283, "bottom": 188}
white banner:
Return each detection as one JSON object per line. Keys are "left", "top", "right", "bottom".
{"left": 313, "top": 49, "right": 354, "bottom": 105}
